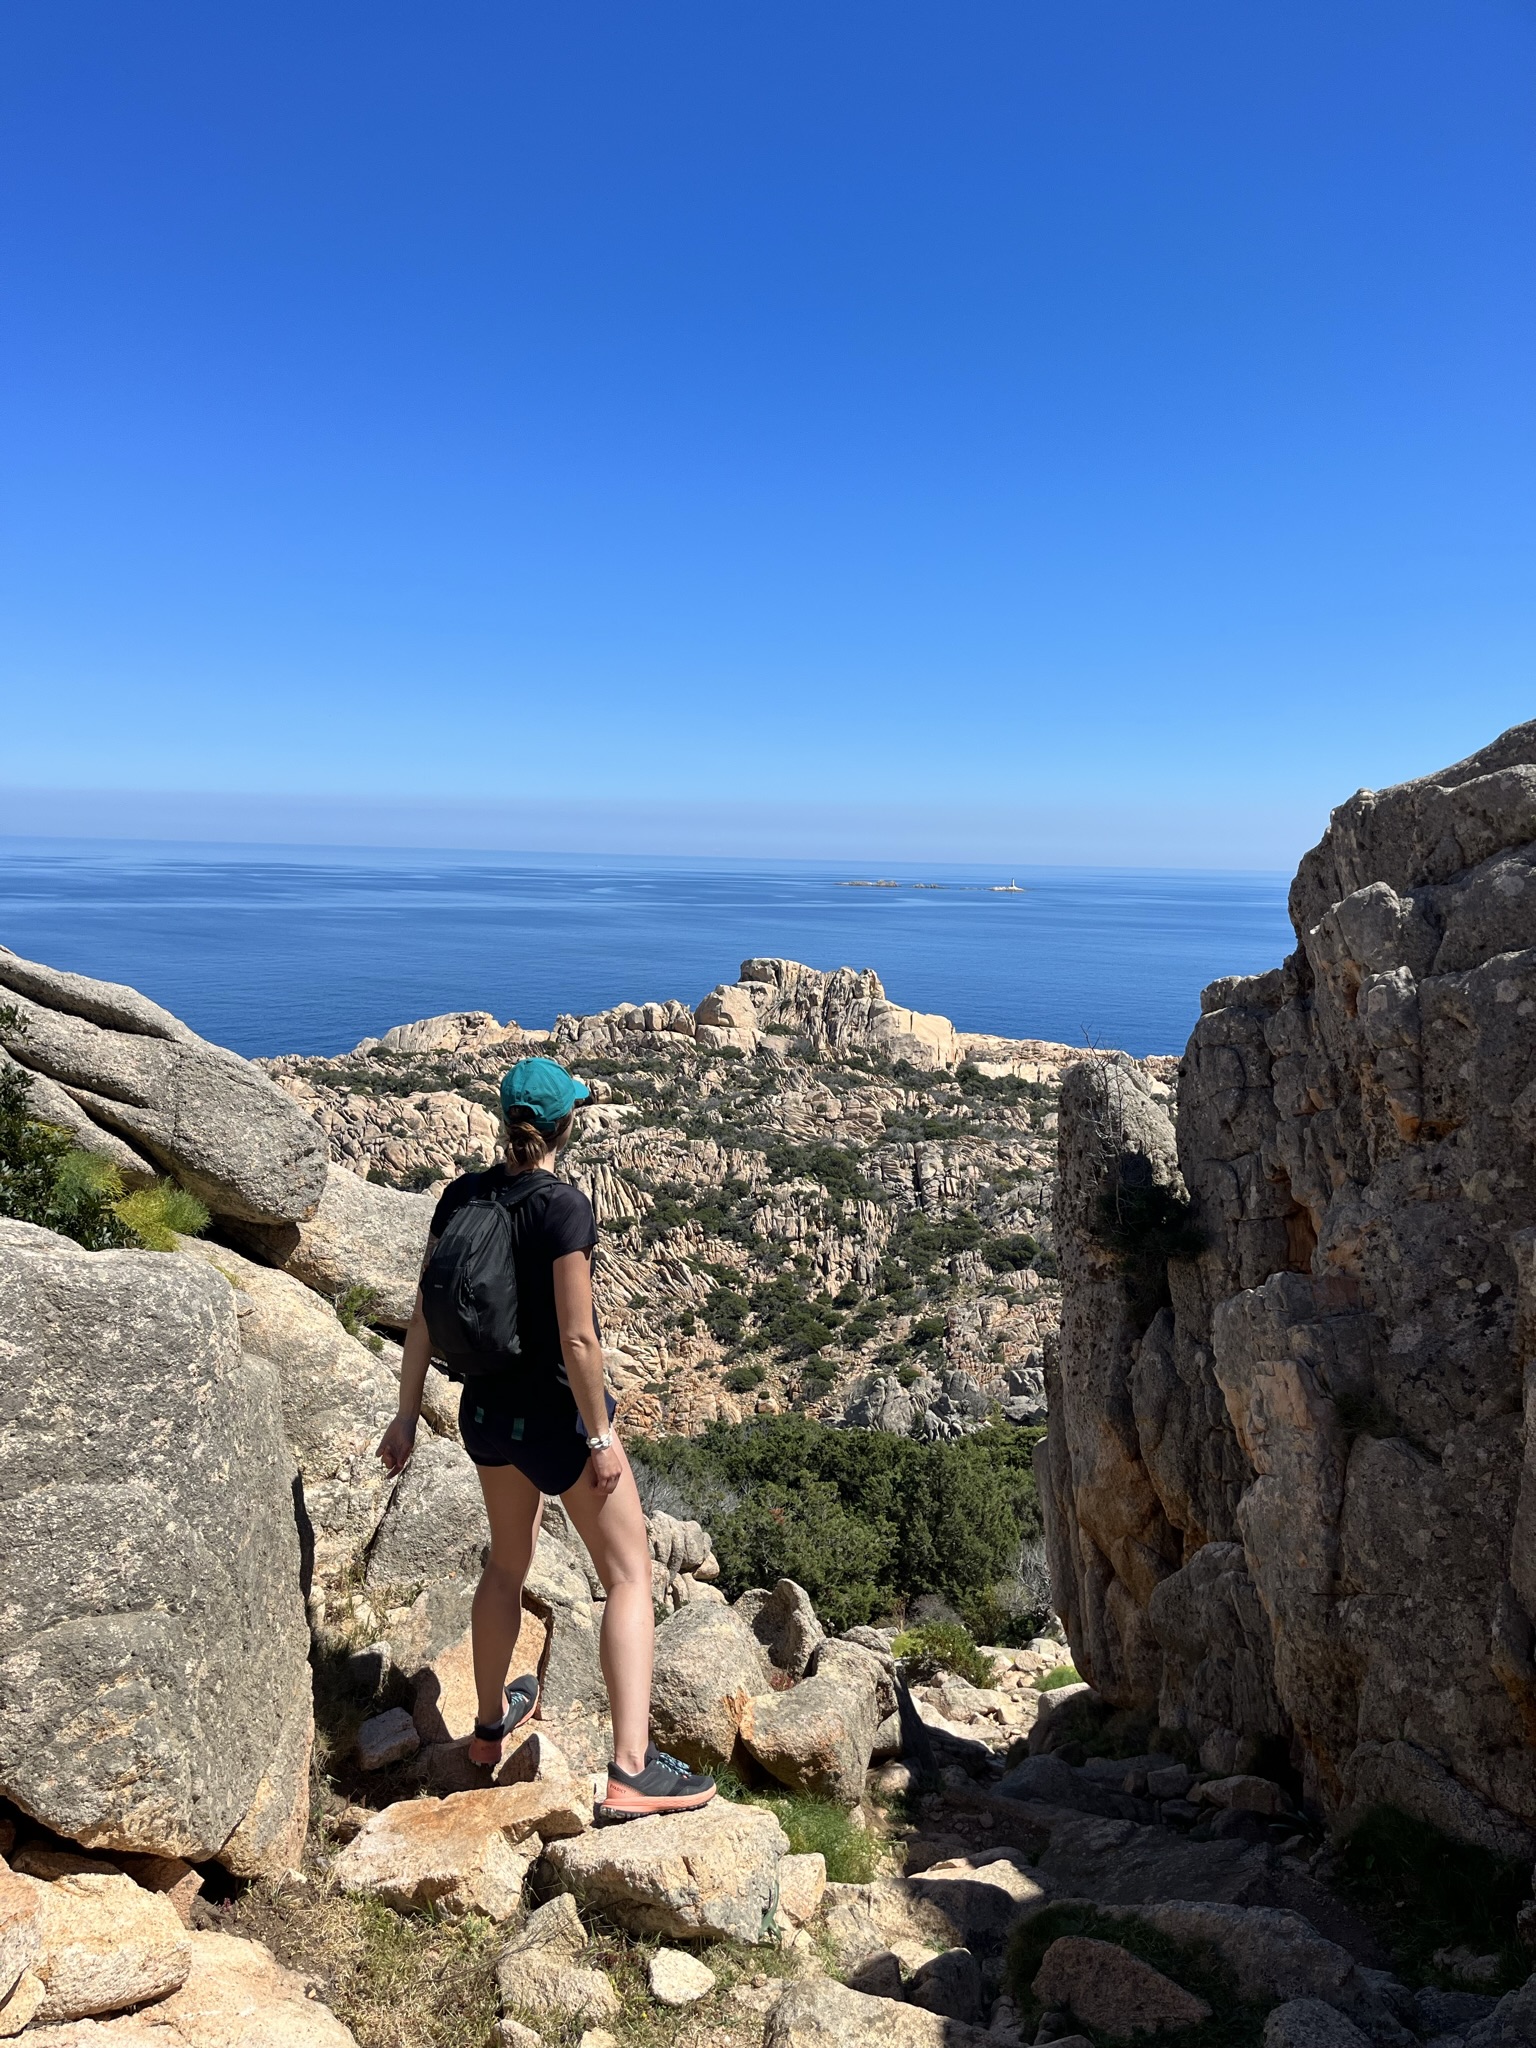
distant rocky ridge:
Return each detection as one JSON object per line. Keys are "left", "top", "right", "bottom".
{"left": 1041, "top": 718, "right": 1536, "bottom": 1859}
{"left": 264, "top": 955, "right": 1104, "bottom": 1439}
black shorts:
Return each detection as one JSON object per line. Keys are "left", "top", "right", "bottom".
{"left": 458, "top": 1383, "right": 619, "bottom": 1496}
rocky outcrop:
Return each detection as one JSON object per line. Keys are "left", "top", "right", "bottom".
{"left": 176, "top": 1240, "right": 400, "bottom": 1584}
{"left": 1042, "top": 720, "right": 1536, "bottom": 1853}
{"left": 0, "top": 951, "right": 326, "bottom": 1225}
{"left": 0, "top": 1227, "right": 314, "bottom": 1876}
{"left": 541, "top": 1798, "right": 789, "bottom": 1942}
{"left": 230, "top": 1163, "right": 434, "bottom": 1329}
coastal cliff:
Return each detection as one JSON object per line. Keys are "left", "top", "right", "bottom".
{"left": 1041, "top": 719, "right": 1536, "bottom": 1857}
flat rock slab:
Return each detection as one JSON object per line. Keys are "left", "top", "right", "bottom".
{"left": 17, "top": 1928, "right": 359, "bottom": 2048}
{"left": 355, "top": 1709, "right": 420, "bottom": 1772}
{"left": 908, "top": 1849, "right": 1049, "bottom": 1947}
{"left": 20, "top": 1872, "right": 191, "bottom": 2025}
{"left": 648, "top": 1948, "right": 717, "bottom": 2005}
{"left": 818, "top": 1877, "right": 957, "bottom": 1973}
{"left": 765, "top": 1977, "right": 995, "bottom": 2046}
{"left": 333, "top": 1780, "right": 587, "bottom": 1920}
{"left": 1021, "top": 1807, "right": 1272, "bottom": 1908}
{"left": 543, "top": 1799, "right": 788, "bottom": 1943}
{"left": 1033, "top": 1935, "right": 1212, "bottom": 2038}
{"left": 1264, "top": 2000, "right": 1374, "bottom": 2048}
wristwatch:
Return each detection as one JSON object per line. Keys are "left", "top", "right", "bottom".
{"left": 586, "top": 1431, "right": 614, "bottom": 1452}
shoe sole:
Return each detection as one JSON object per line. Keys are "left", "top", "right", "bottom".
{"left": 593, "top": 1787, "right": 718, "bottom": 1825}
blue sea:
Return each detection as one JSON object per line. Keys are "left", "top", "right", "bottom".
{"left": 0, "top": 840, "right": 1293, "bottom": 1060}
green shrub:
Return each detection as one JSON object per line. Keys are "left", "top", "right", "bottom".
{"left": 723, "top": 1362, "right": 766, "bottom": 1393}
{"left": 336, "top": 1283, "right": 386, "bottom": 1353}
{"left": 633, "top": 1415, "right": 1043, "bottom": 1633}
{"left": 893, "top": 1620, "right": 997, "bottom": 1689}
{"left": 115, "top": 1180, "right": 211, "bottom": 1252}
{"left": 1036, "top": 1662, "right": 1080, "bottom": 1691}
{"left": 1331, "top": 1806, "right": 1529, "bottom": 1989}
{"left": 1094, "top": 1180, "right": 1203, "bottom": 1330}
{"left": 1005, "top": 1902, "right": 1267, "bottom": 2048}
{"left": 981, "top": 1232, "right": 1040, "bottom": 1271}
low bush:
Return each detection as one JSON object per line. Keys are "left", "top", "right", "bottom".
{"left": 722, "top": 1361, "right": 766, "bottom": 1393}
{"left": 336, "top": 1283, "right": 386, "bottom": 1353}
{"left": 1331, "top": 1805, "right": 1529, "bottom": 1989}
{"left": 634, "top": 1415, "right": 1043, "bottom": 1633}
{"left": 1036, "top": 1662, "right": 1081, "bottom": 1691}
{"left": 0, "top": 1044, "right": 210, "bottom": 1253}
{"left": 981, "top": 1231, "right": 1040, "bottom": 1271}
{"left": 893, "top": 1620, "right": 996, "bottom": 1689}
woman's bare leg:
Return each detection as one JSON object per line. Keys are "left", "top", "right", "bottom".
{"left": 469, "top": 1463, "right": 544, "bottom": 1763}
{"left": 559, "top": 1443, "right": 653, "bottom": 1776}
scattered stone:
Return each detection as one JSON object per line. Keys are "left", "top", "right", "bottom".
{"left": 1026, "top": 1685, "right": 1098, "bottom": 1757}
{"left": 648, "top": 1948, "right": 716, "bottom": 2005}
{"left": 1263, "top": 2000, "right": 1374, "bottom": 2048}
{"left": 495, "top": 1893, "right": 619, "bottom": 2026}
{"left": 742, "top": 1669, "right": 880, "bottom": 1805}
{"left": 648, "top": 1603, "right": 772, "bottom": 1772}
{"left": 908, "top": 1947, "right": 983, "bottom": 2022}
{"left": 355, "top": 1708, "right": 420, "bottom": 1772}
{"left": 734, "top": 1980, "right": 788, "bottom": 2015}
{"left": 20, "top": 1870, "right": 192, "bottom": 2024}
{"left": 778, "top": 1853, "right": 828, "bottom": 1928}
{"left": 874, "top": 1760, "right": 914, "bottom": 1796}
{"left": 765, "top": 1976, "right": 995, "bottom": 2045}
{"left": 1195, "top": 1776, "right": 1288, "bottom": 1816}
{"left": 1032, "top": 1936, "right": 1211, "bottom": 2038}
{"left": 333, "top": 1779, "right": 586, "bottom": 1919}
{"left": 845, "top": 1950, "right": 905, "bottom": 1999}
{"left": 1146, "top": 1766, "right": 1193, "bottom": 1801}
{"left": 411, "top": 1613, "right": 548, "bottom": 1746}
{"left": 736, "top": 1581, "right": 826, "bottom": 1679}
{"left": 577, "top": 2033, "right": 619, "bottom": 2048}
{"left": 492, "top": 2021, "right": 542, "bottom": 2048}
{"left": 1431, "top": 1949, "right": 1504, "bottom": 1990}
{"left": 542, "top": 1798, "right": 787, "bottom": 1942}
{"left": 1415, "top": 1989, "right": 1500, "bottom": 2036}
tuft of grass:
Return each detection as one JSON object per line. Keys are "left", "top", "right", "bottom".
{"left": 221, "top": 1882, "right": 500, "bottom": 2048}
{"left": 1330, "top": 1806, "right": 1529, "bottom": 1990}
{"left": 116, "top": 1178, "right": 211, "bottom": 1250}
{"left": 713, "top": 1778, "right": 879, "bottom": 1884}
{"left": 1036, "top": 1663, "right": 1081, "bottom": 1691}
{"left": 1005, "top": 1901, "right": 1268, "bottom": 2048}
{"left": 893, "top": 1620, "right": 997, "bottom": 1690}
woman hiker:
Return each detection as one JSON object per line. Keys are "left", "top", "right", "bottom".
{"left": 375, "top": 1055, "right": 716, "bottom": 1822}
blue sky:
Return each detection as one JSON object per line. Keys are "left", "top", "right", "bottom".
{"left": 2, "top": 2, "right": 1532, "bottom": 867}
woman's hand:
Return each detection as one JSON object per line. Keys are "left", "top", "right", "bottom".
{"left": 589, "top": 1441, "right": 623, "bottom": 1497}
{"left": 377, "top": 1411, "right": 418, "bottom": 1476}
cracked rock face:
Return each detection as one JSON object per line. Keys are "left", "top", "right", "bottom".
{"left": 0, "top": 951, "right": 327, "bottom": 1226}
{"left": 1042, "top": 719, "right": 1536, "bottom": 1856}
{"left": 0, "top": 1228, "right": 314, "bottom": 1874}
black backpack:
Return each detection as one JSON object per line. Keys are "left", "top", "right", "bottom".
{"left": 420, "top": 1173, "right": 551, "bottom": 1381}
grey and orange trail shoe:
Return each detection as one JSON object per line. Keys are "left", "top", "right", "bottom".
{"left": 596, "top": 1743, "right": 717, "bottom": 1822}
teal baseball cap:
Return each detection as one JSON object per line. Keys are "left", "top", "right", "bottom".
{"left": 499, "top": 1056, "right": 591, "bottom": 1132}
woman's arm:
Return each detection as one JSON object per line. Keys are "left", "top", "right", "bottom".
{"left": 553, "top": 1248, "right": 621, "bottom": 1497}
{"left": 377, "top": 1250, "right": 436, "bottom": 1475}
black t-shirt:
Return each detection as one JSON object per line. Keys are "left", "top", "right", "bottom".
{"left": 428, "top": 1167, "right": 598, "bottom": 1399}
